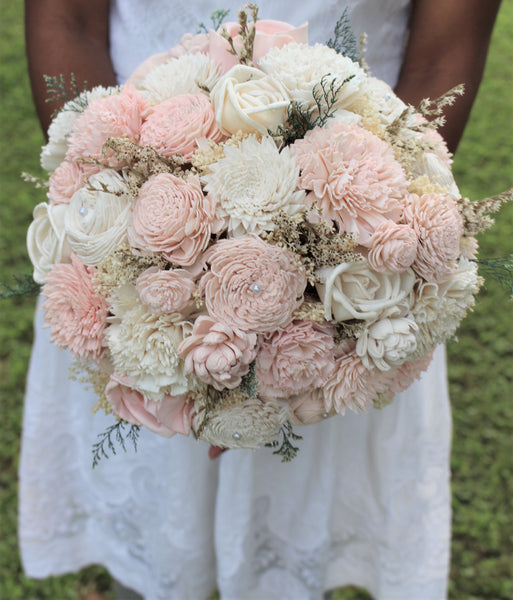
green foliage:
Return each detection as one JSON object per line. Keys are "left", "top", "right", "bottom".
{"left": 44, "top": 73, "right": 88, "bottom": 113}
{"left": 265, "top": 422, "right": 303, "bottom": 462}
{"left": 0, "top": 273, "right": 40, "bottom": 298}
{"left": 327, "top": 8, "right": 359, "bottom": 63}
{"left": 197, "top": 8, "right": 231, "bottom": 34}
{"left": 476, "top": 256, "right": 513, "bottom": 298}
{"left": 91, "top": 421, "right": 140, "bottom": 468}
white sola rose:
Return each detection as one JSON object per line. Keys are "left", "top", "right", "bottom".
{"left": 138, "top": 53, "right": 222, "bottom": 104}
{"left": 210, "top": 65, "right": 290, "bottom": 136}
{"left": 65, "top": 169, "right": 131, "bottom": 266}
{"left": 316, "top": 260, "right": 416, "bottom": 322}
{"left": 27, "top": 202, "right": 72, "bottom": 284}
{"left": 202, "top": 135, "right": 306, "bottom": 236}
{"left": 259, "top": 43, "right": 365, "bottom": 111}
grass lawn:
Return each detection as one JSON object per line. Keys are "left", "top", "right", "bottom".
{"left": 1, "top": 1, "right": 512, "bottom": 599}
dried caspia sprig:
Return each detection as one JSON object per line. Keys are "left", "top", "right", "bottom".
{"left": 219, "top": 4, "right": 259, "bottom": 66}
{"left": 457, "top": 190, "right": 513, "bottom": 236}
{"left": 417, "top": 84, "right": 465, "bottom": 130}
{"left": 21, "top": 172, "right": 49, "bottom": 189}
{"left": 292, "top": 299, "right": 327, "bottom": 323}
{"left": 69, "top": 358, "right": 112, "bottom": 414}
{"left": 192, "top": 131, "right": 251, "bottom": 172}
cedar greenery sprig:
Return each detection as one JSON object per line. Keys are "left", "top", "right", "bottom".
{"left": 327, "top": 8, "right": 359, "bottom": 63}
{"left": 0, "top": 273, "right": 40, "bottom": 299}
{"left": 475, "top": 256, "right": 513, "bottom": 299}
{"left": 92, "top": 421, "right": 140, "bottom": 468}
{"left": 44, "top": 73, "right": 89, "bottom": 112}
{"left": 265, "top": 422, "right": 303, "bottom": 462}
{"left": 197, "top": 8, "right": 231, "bottom": 34}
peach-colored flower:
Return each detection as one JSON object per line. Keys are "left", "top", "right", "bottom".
{"left": 105, "top": 373, "right": 191, "bottom": 437}
{"left": 178, "top": 315, "right": 258, "bottom": 390}
{"left": 209, "top": 19, "right": 308, "bottom": 72}
{"left": 136, "top": 267, "right": 196, "bottom": 314}
{"left": 256, "top": 319, "right": 336, "bottom": 398}
{"left": 200, "top": 236, "right": 307, "bottom": 333}
{"left": 367, "top": 220, "right": 418, "bottom": 272}
{"left": 139, "top": 93, "right": 224, "bottom": 160}
{"left": 41, "top": 254, "right": 108, "bottom": 359}
{"left": 128, "top": 173, "right": 217, "bottom": 266}
{"left": 66, "top": 85, "right": 150, "bottom": 163}
{"left": 404, "top": 193, "right": 463, "bottom": 283}
{"left": 386, "top": 350, "right": 434, "bottom": 395}
{"left": 48, "top": 161, "right": 101, "bottom": 205}
{"left": 294, "top": 122, "right": 407, "bottom": 245}
{"left": 288, "top": 388, "right": 336, "bottom": 426}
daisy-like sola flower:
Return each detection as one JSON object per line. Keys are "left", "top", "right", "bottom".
{"left": 199, "top": 236, "right": 307, "bottom": 334}
{"left": 138, "top": 54, "right": 221, "bottom": 104}
{"left": 106, "top": 373, "right": 191, "bottom": 437}
{"left": 105, "top": 295, "right": 194, "bottom": 397}
{"left": 48, "top": 161, "right": 102, "bottom": 205}
{"left": 128, "top": 173, "right": 219, "bottom": 267}
{"left": 136, "top": 267, "right": 196, "bottom": 314}
{"left": 189, "top": 395, "right": 291, "bottom": 449}
{"left": 178, "top": 315, "right": 258, "bottom": 391}
{"left": 294, "top": 122, "right": 407, "bottom": 246}
{"left": 41, "top": 254, "right": 108, "bottom": 360}
{"left": 201, "top": 135, "right": 306, "bottom": 236}
{"left": 139, "top": 93, "right": 225, "bottom": 161}
{"left": 65, "top": 169, "right": 131, "bottom": 267}
{"left": 259, "top": 42, "right": 365, "bottom": 111}
{"left": 256, "top": 319, "right": 336, "bottom": 399}
{"left": 65, "top": 85, "right": 150, "bottom": 164}
{"left": 404, "top": 192, "right": 463, "bottom": 283}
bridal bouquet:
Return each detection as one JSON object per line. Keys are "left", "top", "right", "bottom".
{"left": 27, "top": 6, "right": 505, "bottom": 459}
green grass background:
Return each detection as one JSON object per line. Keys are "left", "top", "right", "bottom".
{"left": 1, "top": 1, "right": 512, "bottom": 599}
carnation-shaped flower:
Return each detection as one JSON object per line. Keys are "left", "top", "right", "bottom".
{"left": 367, "top": 221, "right": 418, "bottom": 272}
{"left": 386, "top": 351, "right": 434, "bottom": 396}
{"left": 200, "top": 236, "right": 307, "bottom": 333}
{"left": 138, "top": 54, "right": 221, "bottom": 104}
{"left": 106, "top": 300, "right": 194, "bottom": 396}
{"left": 106, "top": 373, "right": 191, "bottom": 437}
{"left": 65, "top": 169, "right": 131, "bottom": 267}
{"left": 136, "top": 267, "right": 196, "bottom": 314}
{"left": 294, "top": 122, "right": 407, "bottom": 245}
{"left": 41, "top": 254, "right": 108, "bottom": 359}
{"left": 139, "top": 93, "right": 224, "bottom": 160}
{"left": 287, "top": 388, "right": 336, "bottom": 426}
{"left": 316, "top": 260, "right": 415, "bottom": 322}
{"left": 178, "top": 315, "right": 258, "bottom": 391}
{"left": 202, "top": 135, "right": 306, "bottom": 236}
{"left": 256, "top": 319, "right": 336, "bottom": 399}
{"left": 210, "top": 65, "right": 290, "bottom": 136}
{"left": 27, "top": 202, "right": 72, "bottom": 284}
{"left": 405, "top": 193, "right": 463, "bottom": 283}
{"left": 48, "top": 161, "right": 101, "bottom": 205}
{"left": 355, "top": 317, "right": 419, "bottom": 371}
{"left": 259, "top": 43, "right": 365, "bottom": 110}
{"left": 128, "top": 173, "right": 217, "bottom": 266}
{"left": 189, "top": 395, "right": 291, "bottom": 449}
{"left": 66, "top": 85, "right": 150, "bottom": 163}
{"left": 209, "top": 19, "right": 308, "bottom": 72}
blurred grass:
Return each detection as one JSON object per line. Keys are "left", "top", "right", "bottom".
{"left": 1, "top": 1, "right": 512, "bottom": 599}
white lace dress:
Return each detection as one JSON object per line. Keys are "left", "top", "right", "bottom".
{"left": 19, "top": 1, "right": 452, "bottom": 599}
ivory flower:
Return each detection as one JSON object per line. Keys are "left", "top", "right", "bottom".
{"left": 202, "top": 135, "right": 306, "bottom": 236}
{"left": 48, "top": 161, "right": 101, "bottom": 205}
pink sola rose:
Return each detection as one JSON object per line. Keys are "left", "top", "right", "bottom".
{"left": 178, "top": 315, "right": 258, "bottom": 391}
{"left": 404, "top": 193, "right": 463, "bottom": 283}
{"left": 209, "top": 19, "right": 308, "bottom": 72}
{"left": 293, "top": 122, "right": 407, "bottom": 246}
{"left": 367, "top": 220, "right": 418, "bottom": 272}
{"left": 65, "top": 85, "right": 150, "bottom": 163}
{"left": 41, "top": 254, "right": 108, "bottom": 359}
{"left": 136, "top": 267, "right": 196, "bottom": 314}
{"left": 256, "top": 319, "right": 336, "bottom": 399}
{"left": 199, "top": 236, "right": 307, "bottom": 333}
{"left": 128, "top": 173, "right": 218, "bottom": 266}
{"left": 105, "top": 373, "right": 191, "bottom": 437}
{"left": 48, "top": 161, "right": 101, "bottom": 205}
{"left": 139, "top": 93, "right": 225, "bottom": 161}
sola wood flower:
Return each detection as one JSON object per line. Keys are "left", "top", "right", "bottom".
{"left": 41, "top": 254, "right": 108, "bottom": 360}
{"left": 200, "top": 236, "right": 307, "bottom": 333}
{"left": 48, "top": 161, "right": 101, "bottom": 205}
{"left": 136, "top": 267, "right": 196, "bottom": 314}
{"left": 367, "top": 220, "right": 418, "bottom": 272}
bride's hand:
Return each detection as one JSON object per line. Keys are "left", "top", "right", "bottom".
{"left": 209, "top": 445, "right": 227, "bottom": 459}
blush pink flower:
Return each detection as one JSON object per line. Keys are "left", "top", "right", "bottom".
{"left": 136, "top": 267, "right": 196, "bottom": 314}
{"left": 128, "top": 173, "right": 217, "bottom": 266}
{"left": 178, "top": 315, "right": 258, "bottom": 390}
{"left": 294, "top": 122, "right": 407, "bottom": 246}
{"left": 367, "top": 220, "right": 418, "bottom": 272}
{"left": 288, "top": 388, "right": 335, "bottom": 426}
{"left": 66, "top": 85, "right": 150, "bottom": 163}
{"left": 48, "top": 161, "right": 101, "bottom": 205}
{"left": 256, "top": 319, "right": 336, "bottom": 399}
{"left": 209, "top": 19, "right": 308, "bottom": 72}
{"left": 139, "top": 93, "right": 225, "bottom": 160}
{"left": 41, "top": 254, "right": 108, "bottom": 359}
{"left": 200, "top": 236, "right": 307, "bottom": 333}
{"left": 105, "top": 373, "right": 191, "bottom": 437}
{"left": 404, "top": 193, "right": 463, "bottom": 283}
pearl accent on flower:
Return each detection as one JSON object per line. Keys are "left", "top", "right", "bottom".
{"left": 250, "top": 283, "right": 261, "bottom": 294}
{"left": 322, "top": 412, "right": 329, "bottom": 419}
{"left": 233, "top": 432, "right": 242, "bottom": 440}
{"left": 79, "top": 206, "right": 88, "bottom": 217}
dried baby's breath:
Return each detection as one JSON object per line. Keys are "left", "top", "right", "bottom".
{"left": 69, "top": 358, "right": 112, "bottom": 415}
{"left": 457, "top": 190, "right": 513, "bottom": 236}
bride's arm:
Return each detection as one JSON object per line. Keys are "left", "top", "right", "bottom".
{"left": 395, "top": 0, "right": 502, "bottom": 153}
{"left": 25, "top": 0, "right": 117, "bottom": 134}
